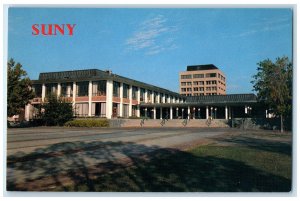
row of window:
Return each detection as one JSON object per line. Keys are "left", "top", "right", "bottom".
{"left": 181, "top": 86, "right": 218, "bottom": 92}
{"left": 182, "top": 92, "right": 219, "bottom": 96}
{"left": 181, "top": 73, "right": 225, "bottom": 80}
{"left": 32, "top": 81, "right": 182, "bottom": 103}
{"left": 181, "top": 80, "right": 224, "bottom": 86}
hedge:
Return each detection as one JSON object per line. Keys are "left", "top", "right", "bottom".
{"left": 64, "top": 119, "right": 109, "bottom": 127}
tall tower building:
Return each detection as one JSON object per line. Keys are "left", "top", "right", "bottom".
{"left": 179, "top": 64, "right": 226, "bottom": 96}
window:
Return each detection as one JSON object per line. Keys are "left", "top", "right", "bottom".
{"left": 61, "top": 83, "right": 73, "bottom": 97}
{"left": 32, "top": 84, "right": 42, "bottom": 97}
{"left": 45, "top": 83, "right": 57, "bottom": 96}
{"left": 193, "top": 87, "right": 199, "bottom": 91}
{"left": 193, "top": 74, "right": 204, "bottom": 78}
{"left": 160, "top": 93, "right": 164, "bottom": 103}
{"left": 92, "top": 80, "right": 106, "bottom": 96}
{"left": 132, "top": 86, "right": 138, "bottom": 100}
{"left": 187, "top": 82, "right": 192, "bottom": 86}
{"left": 181, "top": 88, "right": 186, "bottom": 92}
{"left": 206, "top": 73, "right": 216, "bottom": 78}
{"left": 199, "top": 87, "right": 204, "bottom": 91}
{"left": 123, "top": 83, "right": 129, "bottom": 98}
{"left": 206, "top": 87, "right": 211, "bottom": 91}
{"left": 181, "top": 82, "right": 186, "bottom": 86}
{"left": 181, "top": 74, "right": 192, "bottom": 79}
{"left": 140, "top": 88, "right": 145, "bottom": 102}
{"left": 113, "top": 81, "right": 120, "bottom": 97}
{"left": 147, "top": 90, "right": 151, "bottom": 102}
{"left": 76, "top": 82, "right": 89, "bottom": 97}
{"left": 187, "top": 88, "right": 192, "bottom": 92}
{"left": 123, "top": 104, "right": 129, "bottom": 118}
{"left": 75, "top": 103, "right": 88, "bottom": 117}
{"left": 199, "top": 81, "right": 204, "bottom": 85}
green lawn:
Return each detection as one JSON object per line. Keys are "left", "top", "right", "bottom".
{"left": 52, "top": 134, "right": 291, "bottom": 192}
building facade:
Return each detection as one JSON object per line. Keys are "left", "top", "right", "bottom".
{"left": 25, "top": 69, "right": 184, "bottom": 120}
{"left": 179, "top": 64, "right": 226, "bottom": 96}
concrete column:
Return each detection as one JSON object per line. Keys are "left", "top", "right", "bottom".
{"left": 160, "top": 107, "right": 163, "bottom": 119}
{"left": 151, "top": 91, "right": 154, "bottom": 103}
{"left": 106, "top": 80, "right": 113, "bottom": 119}
{"left": 245, "top": 105, "right": 248, "bottom": 114}
{"left": 88, "top": 81, "right": 92, "bottom": 116}
{"left": 172, "top": 97, "right": 175, "bottom": 103}
{"left": 206, "top": 106, "right": 209, "bottom": 119}
{"left": 170, "top": 106, "right": 173, "bottom": 119}
{"left": 129, "top": 85, "right": 132, "bottom": 117}
{"left": 144, "top": 90, "right": 148, "bottom": 103}
{"left": 162, "top": 94, "right": 166, "bottom": 103}
{"left": 225, "top": 106, "right": 228, "bottom": 120}
{"left": 42, "top": 84, "right": 46, "bottom": 102}
{"left": 153, "top": 107, "right": 156, "bottom": 119}
{"left": 25, "top": 104, "right": 31, "bottom": 121}
{"left": 72, "top": 82, "right": 76, "bottom": 105}
{"left": 67, "top": 84, "right": 71, "bottom": 97}
{"left": 167, "top": 96, "right": 170, "bottom": 103}
{"left": 265, "top": 110, "right": 268, "bottom": 118}
{"left": 119, "top": 83, "right": 123, "bottom": 117}
{"left": 137, "top": 87, "right": 140, "bottom": 117}
{"left": 57, "top": 83, "right": 61, "bottom": 97}
{"left": 187, "top": 106, "right": 190, "bottom": 119}
{"left": 157, "top": 93, "right": 160, "bottom": 103}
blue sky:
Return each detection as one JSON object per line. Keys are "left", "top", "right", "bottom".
{"left": 8, "top": 8, "right": 293, "bottom": 94}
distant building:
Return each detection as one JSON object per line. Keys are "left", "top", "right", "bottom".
{"left": 179, "top": 64, "right": 226, "bottom": 96}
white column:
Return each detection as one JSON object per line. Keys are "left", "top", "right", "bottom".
{"left": 72, "top": 82, "right": 76, "bottom": 103}
{"left": 57, "top": 83, "right": 61, "bottom": 97}
{"left": 151, "top": 91, "right": 154, "bottom": 103}
{"left": 162, "top": 94, "right": 166, "bottom": 103}
{"left": 157, "top": 93, "right": 160, "bottom": 103}
{"left": 25, "top": 104, "right": 31, "bottom": 121}
{"left": 153, "top": 107, "right": 156, "bottom": 119}
{"left": 176, "top": 107, "right": 179, "bottom": 118}
{"left": 137, "top": 87, "right": 140, "bottom": 117}
{"left": 144, "top": 90, "right": 148, "bottom": 103}
{"left": 245, "top": 105, "right": 248, "bottom": 114}
{"left": 206, "top": 106, "right": 209, "bottom": 119}
{"left": 187, "top": 106, "right": 190, "bottom": 120}
{"left": 129, "top": 85, "right": 132, "bottom": 117}
{"left": 170, "top": 106, "right": 173, "bottom": 119}
{"left": 265, "top": 110, "right": 268, "bottom": 118}
{"left": 88, "top": 81, "right": 92, "bottom": 116}
{"left": 67, "top": 85, "right": 71, "bottom": 97}
{"left": 119, "top": 83, "right": 123, "bottom": 117}
{"left": 42, "top": 84, "right": 46, "bottom": 102}
{"left": 172, "top": 97, "right": 175, "bottom": 103}
{"left": 106, "top": 80, "right": 113, "bottom": 119}
{"left": 160, "top": 107, "right": 163, "bottom": 119}
{"left": 225, "top": 106, "right": 228, "bottom": 120}
{"left": 229, "top": 107, "right": 232, "bottom": 119}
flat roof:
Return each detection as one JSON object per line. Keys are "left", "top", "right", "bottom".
{"left": 187, "top": 64, "right": 219, "bottom": 71}
{"left": 33, "top": 69, "right": 182, "bottom": 97}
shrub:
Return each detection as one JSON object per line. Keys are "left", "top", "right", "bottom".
{"left": 64, "top": 119, "right": 109, "bottom": 127}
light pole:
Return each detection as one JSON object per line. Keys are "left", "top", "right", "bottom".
{"left": 210, "top": 107, "right": 213, "bottom": 119}
{"left": 198, "top": 108, "right": 201, "bottom": 119}
{"left": 182, "top": 108, "right": 184, "bottom": 119}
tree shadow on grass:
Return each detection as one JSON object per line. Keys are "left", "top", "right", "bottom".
{"left": 7, "top": 140, "right": 291, "bottom": 192}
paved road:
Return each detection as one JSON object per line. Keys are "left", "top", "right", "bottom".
{"left": 6, "top": 127, "right": 234, "bottom": 189}
{"left": 7, "top": 127, "right": 233, "bottom": 155}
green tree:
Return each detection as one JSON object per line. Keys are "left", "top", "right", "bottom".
{"left": 251, "top": 56, "right": 292, "bottom": 132}
{"left": 7, "top": 58, "right": 34, "bottom": 117}
{"left": 41, "top": 94, "right": 74, "bottom": 126}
